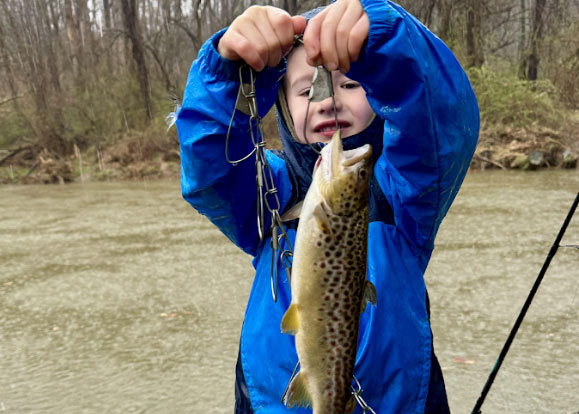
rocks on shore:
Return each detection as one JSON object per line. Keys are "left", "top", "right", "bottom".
{"left": 472, "top": 125, "right": 578, "bottom": 170}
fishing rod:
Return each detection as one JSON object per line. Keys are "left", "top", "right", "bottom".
{"left": 471, "top": 191, "right": 579, "bottom": 414}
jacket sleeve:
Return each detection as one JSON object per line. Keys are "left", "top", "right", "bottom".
{"left": 175, "top": 29, "right": 293, "bottom": 256}
{"left": 348, "top": 0, "right": 480, "bottom": 252}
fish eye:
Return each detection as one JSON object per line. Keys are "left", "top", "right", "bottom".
{"left": 359, "top": 169, "right": 367, "bottom": 179}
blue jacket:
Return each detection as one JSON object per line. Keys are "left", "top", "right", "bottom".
{"left": 176, "top": 1, "right": 479, "bottom": 413}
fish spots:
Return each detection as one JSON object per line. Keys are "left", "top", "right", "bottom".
{"left": 292, "top": 207, "right": 369, "bottom": 411}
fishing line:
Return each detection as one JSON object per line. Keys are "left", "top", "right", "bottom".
{"left": 471, "top": 191, "right": 579, "bottom": 414}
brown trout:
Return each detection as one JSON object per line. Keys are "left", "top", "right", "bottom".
{"left": 281, "top": 131, "right": 377, "bottom": 414}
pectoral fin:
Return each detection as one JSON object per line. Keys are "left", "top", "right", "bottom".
{"left": 281, "top": 303, "right": 299, "bottom": 335}
{"left": 313, "top": 202, "right": 333, "bottom": 236}
{"left": 282, "top": 371, "right": 312, "bottom": 408}
{"left": 360, "top": 280, "right": 378, "bottom": 313}
{"left": 281, "top": 201, "right": 303, "bottom": 222}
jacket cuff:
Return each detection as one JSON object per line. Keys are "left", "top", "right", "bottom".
{"left": 360, "top": 0, "right": 398, "bottom": 48}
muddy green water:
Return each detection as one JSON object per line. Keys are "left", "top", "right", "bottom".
{"left": 1, "top": 171, "right": 578, "bottom": 413}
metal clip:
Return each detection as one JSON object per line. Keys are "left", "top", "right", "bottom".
{"left": 351, "top": 375, "right": 377, "bottom": 414}
{"left": 271, "top": 224, "right": 279, "bottom": 302}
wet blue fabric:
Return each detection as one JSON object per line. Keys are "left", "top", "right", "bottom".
{"left": 176, "top": 0, "right": 479, "bottom": 412}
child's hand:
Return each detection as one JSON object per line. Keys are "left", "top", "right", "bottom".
{"left": 218, "top": 6, "right": 306, "bottom": 71}
{"left": 303, "top": 0, "right": 369, "bottom": 73}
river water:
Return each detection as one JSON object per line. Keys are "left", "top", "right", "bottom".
{"left": 0, "top": 171, "right": 577, "bottom": 414}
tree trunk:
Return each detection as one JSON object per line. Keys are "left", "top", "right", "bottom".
{"left": 64, "top": 0, "right": 85, "bottom": 89}
{"left": 438, "top": 0, "right": 454, "bottom": 44}
{"left": 526, "top": 0, "right": 546, "bottom": 80}
{"left": 0, "top": 14, "right": 34, "bottom": 135}
{"left": 518, "top": 0, "right": 527, "bottom": 78}
{"left": 465, "top": 0, "right": 485, "bottom": 68}
{"left": 120, "top": 0, "right": 153, "bottom": 122}
{"left": 103, "top": 0, "right": 113, "bottom": 74}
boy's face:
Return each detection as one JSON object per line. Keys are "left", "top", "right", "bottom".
{"left": 284, "top": 47, "right": 374, "bottom": 144}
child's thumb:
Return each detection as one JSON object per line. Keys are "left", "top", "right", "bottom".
{"left": 292, "top": 16, "right": 306, "bottom": 35}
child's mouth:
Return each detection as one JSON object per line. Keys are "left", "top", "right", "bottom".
{"left": 314, "top": 121, "right": 351, "bottom": 135}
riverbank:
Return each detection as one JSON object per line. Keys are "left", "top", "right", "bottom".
{"left": 1, "top": 120, "right": 577, "bottom": 185}
{"left": 472, "top": 122, "right": 579, "bottom": 170}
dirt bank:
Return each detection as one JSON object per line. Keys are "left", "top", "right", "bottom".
{"left": 0, "top": 136, "right": 181, "bottom": 185}
{"left": 1, "top": 123, "right": 577, "bottom": 185}
{"left": 472, "top": 123, "right": 578, "bottom": 170}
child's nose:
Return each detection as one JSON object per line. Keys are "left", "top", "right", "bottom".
{"left": 316, "top": 95, "right": 342, "bottom": 114}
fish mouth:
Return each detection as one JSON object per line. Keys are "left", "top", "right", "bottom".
{"left": 342, "top": 144, "right": 372, "bottom": 167}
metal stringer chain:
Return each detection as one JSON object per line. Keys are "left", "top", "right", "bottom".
{"left": 351, "top": 375, "right": 377, "bottom": 414}
{"left": 225, "top": 64, "right": 294, "bottom": 303}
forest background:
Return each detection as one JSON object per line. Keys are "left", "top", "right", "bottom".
{"left": 0, "top": 0, "right": 578, "bottom": 184}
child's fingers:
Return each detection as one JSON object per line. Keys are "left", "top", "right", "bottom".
{"left": 234, "top": 24, "right": 269, "bottom": 71}
{"left": 254, "top": 22, "right": 283, "bottom": 68}
{"left": 281, "top": 16, "right": 307, "bottom": 56}
{"left": 218, "top": 29, "right": 253, "bottom": 66}
{"left": 335, "top": 2, "right": 365, "bottom": 72}
{"left": 266, "top": 7, "right": 295, "bottom": 43}
{"left": 292, "top": 16, "right": 307, "bottom": 37}
{"left": 318, "top": 1, "right": 348, "bottom": 71}
{"left": 303, "top": 7, "right": 328, "bottom": 66}
{"left": 348, "top": 14, "right": 369, "bottom": 62}
{"left": 218, "top": 6, "right": 303, "bottom": 71}
{"left": 264, "top": 7, "right": 300, "bottom": 66}
{"left": 303, "top": 0, "right": 368, "bottom": 70}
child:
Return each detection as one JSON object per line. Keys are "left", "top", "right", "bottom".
{"left": 176, "top": 0, "right": 479, "bottom": 412}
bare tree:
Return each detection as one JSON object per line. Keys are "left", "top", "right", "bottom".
{"left": 466, "top": 0, "right": 485, "bottom": 67}
{"left": 526, "top": 0, "right": 547, "bottom": 80}
{"left": 120, "top": 0, "right": 153, "bottom": 121}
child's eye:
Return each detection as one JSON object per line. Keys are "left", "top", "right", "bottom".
{"left": 300, "top": 88, "right": 311, "bottom": 97}
{"left": 342, "top": 82, "right": 360, "bottom": 90}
